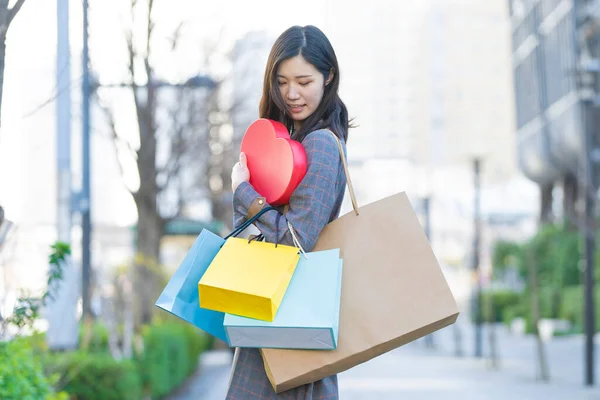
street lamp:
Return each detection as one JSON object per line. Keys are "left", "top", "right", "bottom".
{"left": 575, "top": 8, "right": 598, "bottom": 386}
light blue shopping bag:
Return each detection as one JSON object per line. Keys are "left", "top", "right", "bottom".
{"left": 155, "top": 206, "right": 275, "bottom": 343}
{"left": 223, "top": 248, "right": 343, "bottom": 350}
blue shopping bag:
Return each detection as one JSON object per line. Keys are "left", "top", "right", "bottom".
{"left": 155, "top": 206, "right": 275, "bottom": 343}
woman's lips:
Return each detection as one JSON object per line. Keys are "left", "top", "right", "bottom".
{"left": 288, "top": 104, "right": 305, "bottom": 113}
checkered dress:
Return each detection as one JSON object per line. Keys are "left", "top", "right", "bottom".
{"left": 227, "top": 129, "right": 347, "bottom": 399}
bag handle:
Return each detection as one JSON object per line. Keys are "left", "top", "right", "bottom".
{"left": 287, "top": 221, "right": 308, "bottom": 259}
{"left": 225, "top": 205, "right": 276, "bottom": 240}
{"left": 247, "top": 212, "right": 283, "bottom": 247}
{"left": 326, "top": 130, "right": 359, "bottom": 216}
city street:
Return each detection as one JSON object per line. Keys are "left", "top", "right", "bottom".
{"left": 2, "top": 1, "right": 599, "bottom": 399}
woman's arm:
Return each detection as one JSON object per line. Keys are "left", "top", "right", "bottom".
{"left": 232, "top": 129, "right": 340, "bottom": 252}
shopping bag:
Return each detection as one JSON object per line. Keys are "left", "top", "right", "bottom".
{"left": 198, "top": 223, "right": 301, "bottom": 322}
{"left": 155, "top": 206, "right": 277, "bottom": 343}
{"left": 260, "top": 132, "right": 459, "bottom": 392}
{"left": 224, "top": 248, "right": 343, "bottom": 350}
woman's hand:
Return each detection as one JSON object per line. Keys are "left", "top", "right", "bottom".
{"left": 231, "top": 152, "right": 250, "bottom": 192}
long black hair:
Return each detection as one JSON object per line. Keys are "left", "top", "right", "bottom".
{"left": 259, "top": 25, "right": 353, "bottom": 142}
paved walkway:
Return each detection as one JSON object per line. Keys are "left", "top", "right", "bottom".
{"left": 168, "top": 330, "right": 600, "bottom": 399}
{"left": 166, "top": 350, "right": 232, "bottom": 400}
{"left": 338, "top": 344, "right": 599, "bottom": 399}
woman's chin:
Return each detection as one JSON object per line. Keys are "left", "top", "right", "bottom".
{"left": 291, "top": 113, "right": 309, "bottom": 125}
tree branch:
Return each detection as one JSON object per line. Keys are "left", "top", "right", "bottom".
{"left": 146, "top": 0, "right": 154, "bottom": 59}
{"left": 125, "top": 28, "right": 135, "bottom": 86}
{"left": 169, "top": 21, "right": 185, "bottom": 52}
{"left": 6, "top": 0, "right": 25, "bottom": 28}
{"left": 156, "top": 89, "right": 194, "bottom": 194}
{"left": 157, "top": 124, "right": 184, "bottom": 192}
{"left": 97, "top": 96, "right": 139, "bottom": 195}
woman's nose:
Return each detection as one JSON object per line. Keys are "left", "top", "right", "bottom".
{"left": 286, "top": 85, "right": 300, "bottom": 100}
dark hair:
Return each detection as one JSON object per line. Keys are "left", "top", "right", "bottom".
{"left": 259, "top": 25, "right": 353, "bottom": 143}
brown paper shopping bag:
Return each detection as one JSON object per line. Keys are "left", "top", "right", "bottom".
{"left": 260, "top": 132, "right": 459, "bottom": 393}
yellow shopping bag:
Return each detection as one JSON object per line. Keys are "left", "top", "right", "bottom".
{"left": 198, "top": 236, "right": 300, "bottom": 322}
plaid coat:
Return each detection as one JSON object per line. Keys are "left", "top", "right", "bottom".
{"left": 226, "top": 129, "right": 347, "bottom": 399}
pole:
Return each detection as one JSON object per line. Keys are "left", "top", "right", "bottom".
{"left": 473, "top": 157, "right": 483, "bottom": 358}
{"left": 57, "top": 0, "right": 71, "bottom": 277}
{"left": 46, "top": 0, "right": 78, "bottom": 350}
{"left": 423, "top": 196, "right": 435, "bottom": 349}
{"left": 81, "top": 0, "right": 92, "bottom": 321}
{"left": 573, "top": 0, "right": 596, "bottom": 386}
{"left": 582, "top": 74, "right": 596, "bottom": 387}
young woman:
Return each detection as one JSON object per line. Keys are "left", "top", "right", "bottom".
{"left": 228, "top": 25, "right": 352, "bottom": 399}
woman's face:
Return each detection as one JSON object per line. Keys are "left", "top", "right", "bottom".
{"left": 276, "top": 55, "right": 328, "bottom": 129}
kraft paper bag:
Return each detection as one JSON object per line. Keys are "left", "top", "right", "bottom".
{"left": 198, "top": 237, "right": 300, "bottom": 322}
{"left": 260, "top": 132, "right": 459, "bottom": 393}
{"left": 223, "top": 249, "right": 343, "bottom": 350}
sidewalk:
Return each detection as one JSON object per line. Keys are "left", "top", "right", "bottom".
{"left": 339, "top": 343, "right": 599, "bottom": 399}
{"left": 429, "top": 318, "right": 600, "bottom": 387}
{"left": 166, "top": 350, "right": 232, "bottom": 400}
{"left": 168, "top": 337, "right": 600, "bottom": 399}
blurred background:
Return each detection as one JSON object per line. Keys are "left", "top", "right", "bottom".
{"left": 0, "top": 0, "right": 599, "bottom": 399}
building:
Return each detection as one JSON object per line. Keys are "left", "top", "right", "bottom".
{"left": 508, "top": 0, "right": 600, "bottom": 224}
{"left": 322, "top": 0, "right": 537, "bottom": 268}
{"left": 230, "top": 31, "right": 275, "bottom": 152}
{"left": 412, "top": 0, "right": 518, "bottom": 182}
{"left": 410, "top": 0, "right": 539, "bottom": 268}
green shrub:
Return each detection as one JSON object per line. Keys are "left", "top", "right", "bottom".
{"left": 0, "top": 339, "right": 57, "bottom": 400}
{"left": 500, "top": 284, "right": 600, "bottom": 335}
{"left": 45, "top": 351, "right": 142, "bottom": 400}
{"left": 471, "top": 290, "right": 521, "bottom": 323}
{"left": 19, "top": 332, "right": 49, "bottom": 353}
{"left": 501, "top": 286, "right": 556, "bottom": 333}
{"left": 138, "top": 323, "right": 210, "bottom": 399}
{"left": 79, "top": 321, "right": 110, "bottom": 353}
{"left": 502, "top": 303, "right": 522, "bottom": 326}
{"left": 31, "top": 319, "right": 210, "bottom": 400}
{"left": 559, "top": 285, "right": 600, "bottom": 333}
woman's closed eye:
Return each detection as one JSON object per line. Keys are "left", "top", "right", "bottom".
{"left": 277, "top": 81, "right": 312, "bottom": 87}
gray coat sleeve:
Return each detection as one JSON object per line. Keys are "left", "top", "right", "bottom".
{"left": 232, "top": 129, "right": 341, "bottom": 251}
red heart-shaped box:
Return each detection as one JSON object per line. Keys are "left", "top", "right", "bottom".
{"left": 240, "top": 118, "right": 307, "bottom": 206}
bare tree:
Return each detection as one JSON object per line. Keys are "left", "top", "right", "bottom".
{"left": 0, "top": 0, "right": 25, "bottom": 127}
{"left": 526, "top": 245, "right": 550, "bottom": 382}
{"left": 95, "top": 0, "right": 252, "bottom": 326}
{"left": 0, "top": 1, "right": 27, "bottom": 248}
{"left": 95, "top": 0, "right": 210, "bottom": 325}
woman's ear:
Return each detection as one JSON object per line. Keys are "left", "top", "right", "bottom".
{"left": 325, "top": 68, "right": 334, "bottom": 86}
